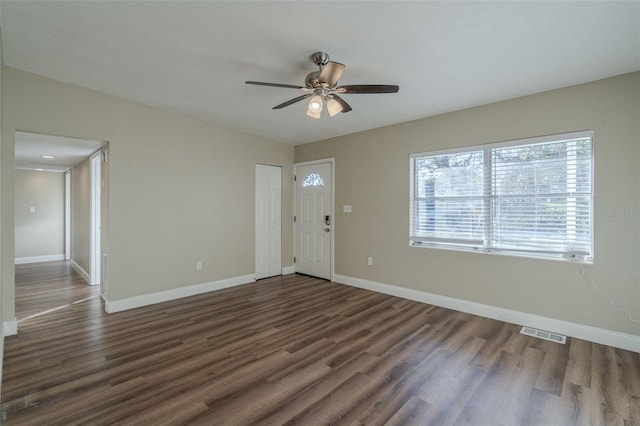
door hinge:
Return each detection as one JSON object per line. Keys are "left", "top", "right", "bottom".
{"left": 293, "top": 257, "right": 296, "bottom": 263}
{"left": 294, "top": 175, "right": 296, "bottom": 182}
{"left": 293, "top": 215, "right": 296, "bottom": 223}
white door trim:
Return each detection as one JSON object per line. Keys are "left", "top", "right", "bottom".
{"left": 64, "top": 170, "right": 71, "bottom": 261}
{"left": 293, "top": 158, "right": 335, "bottom": 281}
{"left": 89, "top": 151, "right": 102, "bottom": 286}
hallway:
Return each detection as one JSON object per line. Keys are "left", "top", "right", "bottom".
{"left": 15, "top": 260, "right": 100, "bottom": 322}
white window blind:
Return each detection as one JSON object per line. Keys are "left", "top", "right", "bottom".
{"left": 410, "top": 131, "right": 593, "bottom": 261}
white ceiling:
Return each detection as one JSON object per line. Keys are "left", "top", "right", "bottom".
{"left": 15, "top": 131, "right": 104, "bottom": 172}
{"left": 1, "top": 1, "right": 639, "bottom": 145}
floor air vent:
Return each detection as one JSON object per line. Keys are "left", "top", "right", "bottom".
{"left": 520, "top": 327, "right": 567, "bottom": 344}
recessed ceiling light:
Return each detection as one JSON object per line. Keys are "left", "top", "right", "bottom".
{"left": 42, "top": 155, "right": 54, "bottom": 159}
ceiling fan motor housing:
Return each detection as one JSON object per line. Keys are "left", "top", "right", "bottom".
{"left": 305, "top": 71, "right": 321, "bottom": 88}
{"left": 306, "top": 52, "right": 333, "bottom": 88}
{"left": 310, "top": 51, "right": 330, "bottom": 67}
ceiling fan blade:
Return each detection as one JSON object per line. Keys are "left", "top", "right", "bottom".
{"left": 318, "top": 61, "right": 345, "bottom": 87}
{"left": 332, "top": 95, "right": 352, "bottom": 113}
{"left": 273, "top": 93, "right": 313, "bottom": 109}
{"left": 246, "top": 81, "right": 307, "bottom": 90}
{"left": 336, "top": 84, "right": 399, "bottom": 94}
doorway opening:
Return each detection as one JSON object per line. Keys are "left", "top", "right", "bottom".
{"left": 13, "top": 131, "right": 107, "bottom": 324}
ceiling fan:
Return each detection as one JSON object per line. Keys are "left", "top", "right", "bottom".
{"left": 245, "top": 52, "right": 399, "bottom": 118}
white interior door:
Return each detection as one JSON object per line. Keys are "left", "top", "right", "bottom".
{"left": 255, "top": 164, "right": 282, "bottom": 279}
{"left": 295, "top": 162, "right": 332, "bottom": 280}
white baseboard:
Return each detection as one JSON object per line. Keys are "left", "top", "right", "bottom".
{"left": 333, "top": 274, "right": 640, "bottom": 354}
{"left": 70, "top": 259, "right": 90, "bottom": 283}
{"left": 3, "top": 318, "right": 17, "bottom": 336}
{"left": 282, "top": 265, "right": 295, "bottom": 275}
{"left": 15, "top": 254, "right": 65, "bottom": 265}
{"left": 105, "top": 274, "right": 256, "bottom": 314}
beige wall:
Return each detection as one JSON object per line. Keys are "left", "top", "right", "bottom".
{"left": 296, "top": 72, "right": 640, "bottom": 336}
{"left": 14, "top": 170, "right": 65, "bottom": 259}
{"left": 2, "top": 67, "right": 294, "bottom": 320}
{"left": 70, "top": 158, "right": 91, "bottom": 273}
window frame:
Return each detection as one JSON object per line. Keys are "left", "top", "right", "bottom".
{"left": 409, "top": 131, "right": 594, "bottom": 263}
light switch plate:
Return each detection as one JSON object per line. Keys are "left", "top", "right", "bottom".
{"left": 343, "top": 205, "right": 352, "bottom": 213}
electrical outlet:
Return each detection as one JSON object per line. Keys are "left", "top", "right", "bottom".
{"left": 367, "top": 257, "right": 373, "bottom": 266}
{"left": 196, "top": 261, "right": 202, "bottom": 271}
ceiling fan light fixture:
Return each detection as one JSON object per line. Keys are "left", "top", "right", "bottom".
{"left": 306, "top": 108, "right": 321, "bottom": 119}
{"left": 306, "top": 94, "right": 323, "bottom": 119}
{"left": 307, "top": 95, "right": 323, "bottom": 114}
{"left": 326, "top": 98, "right": 343, "bottom": 117}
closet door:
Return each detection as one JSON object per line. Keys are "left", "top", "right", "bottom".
{"left": 255, "top": 164, "right": 282, "bottom": 279}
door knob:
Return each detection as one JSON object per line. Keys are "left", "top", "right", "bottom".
{"left": 324, "top": 228, "right": 330, "bottom": 232}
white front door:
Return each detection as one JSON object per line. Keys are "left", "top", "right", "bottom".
{"left": 255, "top": 164, "right": 282, "bottom": 279}
{"left": 295, "top": 162, "right": 332, "bottom": 280}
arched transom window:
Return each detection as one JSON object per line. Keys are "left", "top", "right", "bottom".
{"left": 303, "top": 173, "right": 324, "bottom": 187}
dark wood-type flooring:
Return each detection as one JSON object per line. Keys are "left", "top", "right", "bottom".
{"left": 2, "top": 262, "right": 639, "bottom": 425}
{"left": 14, "top": 261, "right": 100, "bottom": 322}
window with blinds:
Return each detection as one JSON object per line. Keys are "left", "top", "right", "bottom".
{"left": 409, "top": 131, "right": 593, "bottom": 262}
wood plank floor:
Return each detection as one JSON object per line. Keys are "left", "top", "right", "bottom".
{"left": 14, "top": 261, "right": 99, "bottom": 322}
{"left": 2, "top": 263, "right": 639, "bottom": 425}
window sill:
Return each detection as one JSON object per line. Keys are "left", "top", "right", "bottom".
{"left": 409, "top": 241, "right": 594, "bottom": 265}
